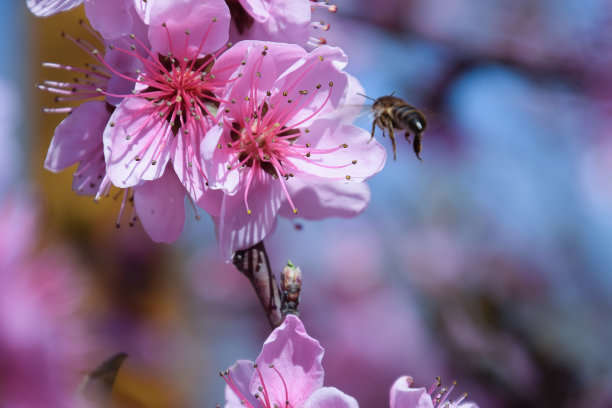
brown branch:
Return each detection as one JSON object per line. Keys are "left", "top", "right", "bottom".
{"left": 232, "top": 241, "right": 283, "bottom": 328}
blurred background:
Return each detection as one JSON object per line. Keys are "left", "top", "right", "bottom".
{"left": 2, "top": 0, "right": 612, "bottom": 406}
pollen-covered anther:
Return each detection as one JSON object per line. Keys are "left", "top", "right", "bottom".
{"left": 345, "top": 175, "right": 351, "bottom": 180}
{"left": 341, "top": 143, "right": 348, "bottom": 148}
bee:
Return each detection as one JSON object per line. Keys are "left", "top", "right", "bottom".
{"left": 360, "top": 93, "right": 428, "bottom": 161}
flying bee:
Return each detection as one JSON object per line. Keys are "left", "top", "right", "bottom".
{"left": 360, "top": 93, "right": 428, "bottom": 161}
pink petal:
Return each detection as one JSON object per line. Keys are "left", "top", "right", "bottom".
{"left": 71, "top": 154, "right": 107, "bottom": 197}
{"left": 278, "top": 179, "right": 371, "bottom": 220}
{"left": 389, "top": 377, "right": 433, "bottom": 408}
{"left": 237, "top": 0, "right": 268, "bottom": 22}
{"left": 170, "top": 123, "right": 211, "bottom": 204}
{"left": 45, "top": 101, "right": 109, "bottom": 172}
{"left": 218, "top": 40, "right": 307, "bottom": 121}
{"left": 133, "top": 167, "right": 186, "bottom": 243}
{"left": 103, "top": 97, "right": 174, "bottom": 187}
{"left": 252, "top": 315, "right": 324, "bottom": 407}
{"left": 26, "top": 0, "right": 81, "bottom": 17}
{"left": 104, "top": 22, "right": 148, "bottom": 106}
{"left": 131, "top": 0, "right": 154, "bottom": 24}
{"left": 290, "top": 118, "right": 387, "bottom": 181}
{"left": 234, "top": 0, "right": 311, "bottom": 46}
{"left": 224, "top": 360, "right": 259, "bottom": 408}
{"left": 264, "top": 0, "right": 311, "bottom": 42}
{"left": 84, "top": 0, "right": 133, "bottom": 40}
{"left": 303, "top": 387, "right": 360, "bottom": 408}
{"left": 216, "top": 173, "right": 282, "bottom": 259}
{"left": 273, "top": 46, "right": 349, "bottom": 126}
{"left": 200, "top": 125, "right": 240, "bottom": 195}
{"left": 148, "top": 0, "right": 230, "bottom": 57}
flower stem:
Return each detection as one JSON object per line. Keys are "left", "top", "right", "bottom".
{"left": 233, "top": 241, "right": 284, "bottom": 328}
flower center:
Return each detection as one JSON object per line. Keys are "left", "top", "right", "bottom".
{"left": 221, "top": 47, "right": 356, "bottom": 215}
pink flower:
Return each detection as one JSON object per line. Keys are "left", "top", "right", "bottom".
{"left": 41, "top": 26, "right": 190, "bottom": 242}
{"left": 390, "top": 376, "right": 478, "bottom": 408}
{"left": 227, "top": 0, "right": 338, "bottom": 48}
{"left": 0, "top": 197, "right": 93, "bottom": 408}
{"left": 221, "top": 315, "right": 359, "bottom": 408}
{"left": 100, "top": 0, "right": 236, "bottom": 218}
{"left": 201, "top": 40, "right": 386, "bottom": 258}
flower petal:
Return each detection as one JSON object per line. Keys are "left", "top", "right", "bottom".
{"left": 133, "top": 167, "right": 186, "bottom": 243}
{"left": 389, "top": 377, "right": 433, "bottom": 408}
{"left": 219, "top": 40, "right": 307, "bottom": 121}
{"left": 278, "top": 178, "right": 371, "bottom": 220}
{"left": 84, "top": 0, "right": 133, "bottom": 40}
{"left": 224, "top": 360, "right": 259, "bottom": 408}
{"left": 290, "top": 118, "right": 386, "bottom": 181}
{"left": 201, "top": 125, "right": 240, "bottom": 195}
{"left": 103, "top": 97, "right": 173, "bottom": 187}
{"left": 148, "top": 0, "right": 230, "bottom": 57}
{"left": 303, "top": 387, "right": 360, "bottom": 408}
{"left": 252, "top": 315, "right": 324, "bottom": 407}
{"left": 26, "top": 0, "right": 81, "bottom": 17}
{"left": 45, "top": 100, "right": 108, "bottom": 172}
{"left": 272, "top": 46, "right": 349, "bottom": 127}
{"left": 237, "top": 0, "right": 268, "bottom": 22}
{"left": 216, "top": 172, "right": 282, "bottom": 259}
{"left": 171, "top": 124, "right": 210, "bottom": 204}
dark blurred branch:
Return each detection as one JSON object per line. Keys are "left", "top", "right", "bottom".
{"left": 233, "top": 241, "right": 283, "bottom": 328}
{"left": 78, "top": 352, "right": 127, "bottom": 407}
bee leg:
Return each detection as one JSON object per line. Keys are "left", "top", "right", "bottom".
{"left": 413, "top": 133, "right": 423, "bottom": 161}
{"left": 386, "top": 120, "right": 397, "bottom": 160}
{"left": 404, "top": 131, "right": 412, "bottom": 144}
{"left": 369, "top": 119, "right": 377, "bottom": 144}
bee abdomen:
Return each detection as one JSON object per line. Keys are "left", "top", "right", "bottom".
{"left": 394, "top": 105, "right": 426, "bottom": 133}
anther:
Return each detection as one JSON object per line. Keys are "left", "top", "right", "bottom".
{"left": 352, "top": 160, "right": 357, "bottom": 164}
{"left": 329, "top": 81, "right": 334, "bottom": 87}
{"left": 345, "top": 175, "right": 351, "bottom": 180}
{"left": 319, "top": 56, "right": 324, "bottom": 61}
{"left": 134, "top": 155, "right": 141, "bottom": 161}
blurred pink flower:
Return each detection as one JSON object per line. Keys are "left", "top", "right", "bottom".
{"left": 202, "top": 41, "right": 385, "bottom": 257}
{"left": 0, "top": 197, "right": 92, "bottom": 408}
{"left": 390, "top": 376, "right": 478, "bottom": 408}
{"left": 221, "top": 315, "right": 358, "bottom": 408}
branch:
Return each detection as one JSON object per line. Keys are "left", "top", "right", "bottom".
{"left": 232, "top": 241, "right": 283, "bottom": 328}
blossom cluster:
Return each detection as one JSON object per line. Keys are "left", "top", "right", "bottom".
{"left": 34, "top": 0, "right": 386, "bottom": 258}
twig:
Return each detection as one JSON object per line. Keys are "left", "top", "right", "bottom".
{"left": 232, "top": 241, "right": 283, "bottom": 328}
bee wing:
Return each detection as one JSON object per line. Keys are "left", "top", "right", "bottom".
{"left": 330, "top": 102, "right": 372, "bottom": 124}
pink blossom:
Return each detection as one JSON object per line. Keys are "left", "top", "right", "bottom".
{"left": 221, "top": 315, "right": 358, "bottom": 408}
{"left": 41, "top": 27, "right": 190, "bottom": 243}
{"left": 0, "top": 197, "right": 92, "bottom": 408}
{"left": 390, "top": 376, "right": 478, "bottom": 408}
{"left": 227, "top": 0, "right": 338, "bottom": 48}
{"left": 201, "top": 40, "right": 385, "bottom": 257}
{"left": 100, "top": 0, "right": 237, "bottom": 219}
